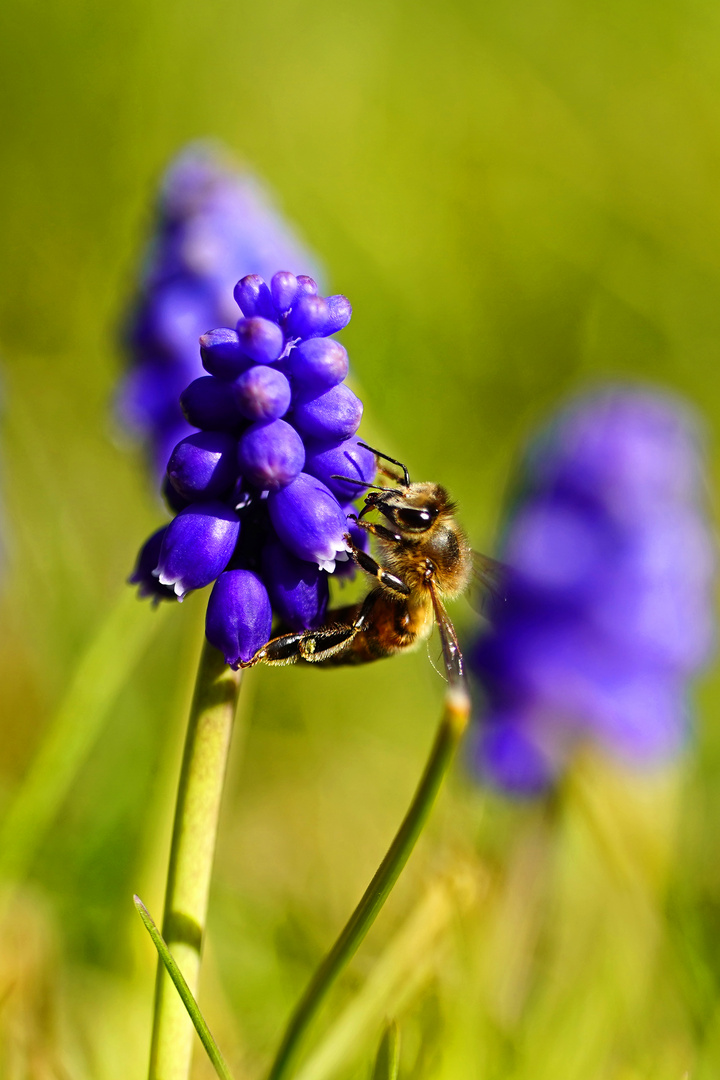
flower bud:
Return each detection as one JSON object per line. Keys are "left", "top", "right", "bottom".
{"left": 292, "top": 384, "right": 363, "bottom": 442}
{"left": 236, "top": 316, "right": 285, "bottom": 365}
{"left": 285, "top": 294, "right": 330, "bottom": 340}
{"left": 296, "top": 275, "right": 318, "bottom": 296}
{"left": 324, "top": 294, "right": 352, "bottom": 335}
{"left": 261, "top": 538, "right": 329, "bottom": 630}
{"left": 289, "top": 338, "right": 349, "bottom": 394}
{"left": 206, "top": 569, "right": 273, "bottom": 666}
{"left": 156, "top": 502, "right": 240, "bottom": 598}
{"left": 268, "top": 472, "right": 350, "bottom": 572}
{"left": 180, "top": 376, "right": 244, "bottom": 431}
{"left": 233, "top": 365, "right": 292, "bottom": 422}
{"left": 233, "top": 274, "right": 276, "bottom": 320}
{"left": 238, "top": 419, "right": 305, "bottom": 490}
{"left": 270, "top": 271, "right": 299, "bottom": 314}
{"left": 200, "top": 328, "right": 251, "bottom": 380}
{"left": 167, "top": 431, "right": 238, "bottom": 501}
{"left": 304, "top": 436, "right": 376, "bottom": 502}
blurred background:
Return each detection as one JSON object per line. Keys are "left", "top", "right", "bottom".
{"left": 1, "top": 0, "right": 720, "bottom": 1076}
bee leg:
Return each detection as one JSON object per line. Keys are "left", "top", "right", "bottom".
{"left": 349, "top": 517, "right": 402, "bottom": 546}
{"left": 241, "top": 593, "right": 378, "bottom": 668}
{"left": 343, "top": 534, "right": 411, "bottom": 597}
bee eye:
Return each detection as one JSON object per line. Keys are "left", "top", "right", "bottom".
{"left": 396, "top": 507, "right": 435, "bottom": 531}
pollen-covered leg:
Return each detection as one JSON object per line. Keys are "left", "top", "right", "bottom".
{"left": 240, "top": 631, "right": 307, "bottom": 667}
{"left": 240, "top": 622, "right": 361, "bottom": 667}
{"left": 241, "top": 592, "right": 380, "bottom": 668}
{"left": 241, "top": 623, "right": 363, "bottom": 667}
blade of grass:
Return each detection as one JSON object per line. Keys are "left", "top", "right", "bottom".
{"left": 0, "top": 589, "right": 171, "bottom": 883}
{"left": 371, "top": 1022, "right": 400, "bottom": 1080}
{"left": 135, "top": 895, "right": 235, "bottom": 1080}
{"left": 293, "top": 871, "right": 477, "bottom": 1080}
{"left": 266, "top": 683, "right": 470, "bottom": 1080}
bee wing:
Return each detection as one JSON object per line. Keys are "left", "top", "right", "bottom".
{"left": 469, "top": 550, "right": 509, "bottom": 618}
{"left": 428, "top": 580, "right": 465, "bottom": 687}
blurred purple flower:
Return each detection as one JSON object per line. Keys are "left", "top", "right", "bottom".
{"left": 130, "top": 271, "right": 376, "bottom": 667}
{"left": 116, "top": 143, "right": 323, "bottom": 477}
{"left": 469, "top": 386, "right": 716, "bottom": 794}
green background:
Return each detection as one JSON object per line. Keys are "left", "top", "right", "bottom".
{"left": 1, "top": 0, "right": 719, "bottom": 1076}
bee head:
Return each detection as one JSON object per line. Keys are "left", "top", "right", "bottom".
{"left": 359, "top": 482, "right": 449, "bottom": 534}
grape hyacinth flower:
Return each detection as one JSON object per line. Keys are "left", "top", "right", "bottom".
{"left": 469, "top": 386, "right": 716, "bottom": 795}
{"left": 116, "top": 144, "right": 322, "bottom": 477}
{"left": 130, "top": 272, "right": 376, "bottom": 668}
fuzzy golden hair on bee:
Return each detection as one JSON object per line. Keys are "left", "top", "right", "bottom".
{"left": 240, "top": 442, "right": 495, "bottom": 687}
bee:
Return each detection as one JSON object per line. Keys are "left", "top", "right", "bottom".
{"left": 240, "top": 444, "right": 501, "bottom": 685}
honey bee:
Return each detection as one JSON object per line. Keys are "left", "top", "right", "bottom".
{"left": 241, "top": 444, "right": 500, "bottom": 685}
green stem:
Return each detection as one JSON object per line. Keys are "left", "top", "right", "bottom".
{"left": 148, "top": 639, "right": 242, "bottom": 1080}
{"left": 135, "top": 896, "right": 235, "bottom": 1080}
{"left": 266, "top": 683, "right": 470, "bottom": 1080}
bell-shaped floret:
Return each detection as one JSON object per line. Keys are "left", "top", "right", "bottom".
{"left": 206, "top": 569, "right": 273, "bottom": 667}
{"left": 156, "top": 502, "right": 240, "bottom": 598}
{"left": 261, "top": 538, "right": 329, "bottom": 630}
{"left": 129, "top": 526, "right": 176, "bottom": 604}
{"left": 268, "top": 472, "right": 350, "bottom": 572}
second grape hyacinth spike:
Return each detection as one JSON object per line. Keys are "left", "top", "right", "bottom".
{"left": 467, "top": 385, "right": 716, "bottom": 794}
{"left": 117, "top": 144, "right": 324, "bottom": 477}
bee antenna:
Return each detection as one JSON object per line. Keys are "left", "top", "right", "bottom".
{"left": 357, "top": 443, "right": 411, "bottom": 487}
{"left": 330, "top": 474, "right": 389, "bottom": 492}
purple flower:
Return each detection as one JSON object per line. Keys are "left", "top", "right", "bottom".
{"left": 116, "top": 143, "right": 322, "bottom": 477}
{"left": 156, "top": 503, "right": 240, "bottom": 598}
{"left": 206, "top": 570, "right": 273, "bottom": 667}
{"left": 234, "top": 366, "right": 292, "bottom": 422}
{"left": 261, "top": 539, "right": 329, "bottom": 631}
{"left": 131, "top": 271, "right": 371, "bottom": 666}
{"left": 166, "top": 431, "right": 238, "bottom": 501}
{"left": 267, "top": 473, "right": 350, "bottom": 572}
{"left": 237, "top": 419, "right": 305, "bottom": 490}
{"left": 129, "top": 527, "right": 176, "bottom": 605}
{"left": 469, "top": 386, "right": 716, "bottom": 794}
{"left": 304, "top": 437, "right": 377, "bottom": 503}
{"left": 291, "top": 384, "right": 364, "bottom": 442}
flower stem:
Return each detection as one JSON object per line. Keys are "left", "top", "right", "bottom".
{"left": 148, "top": 639, "right": 242, "bottom": 1080}
{"left": 266, "top": 682, "right": 470, "bottom": 1080}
